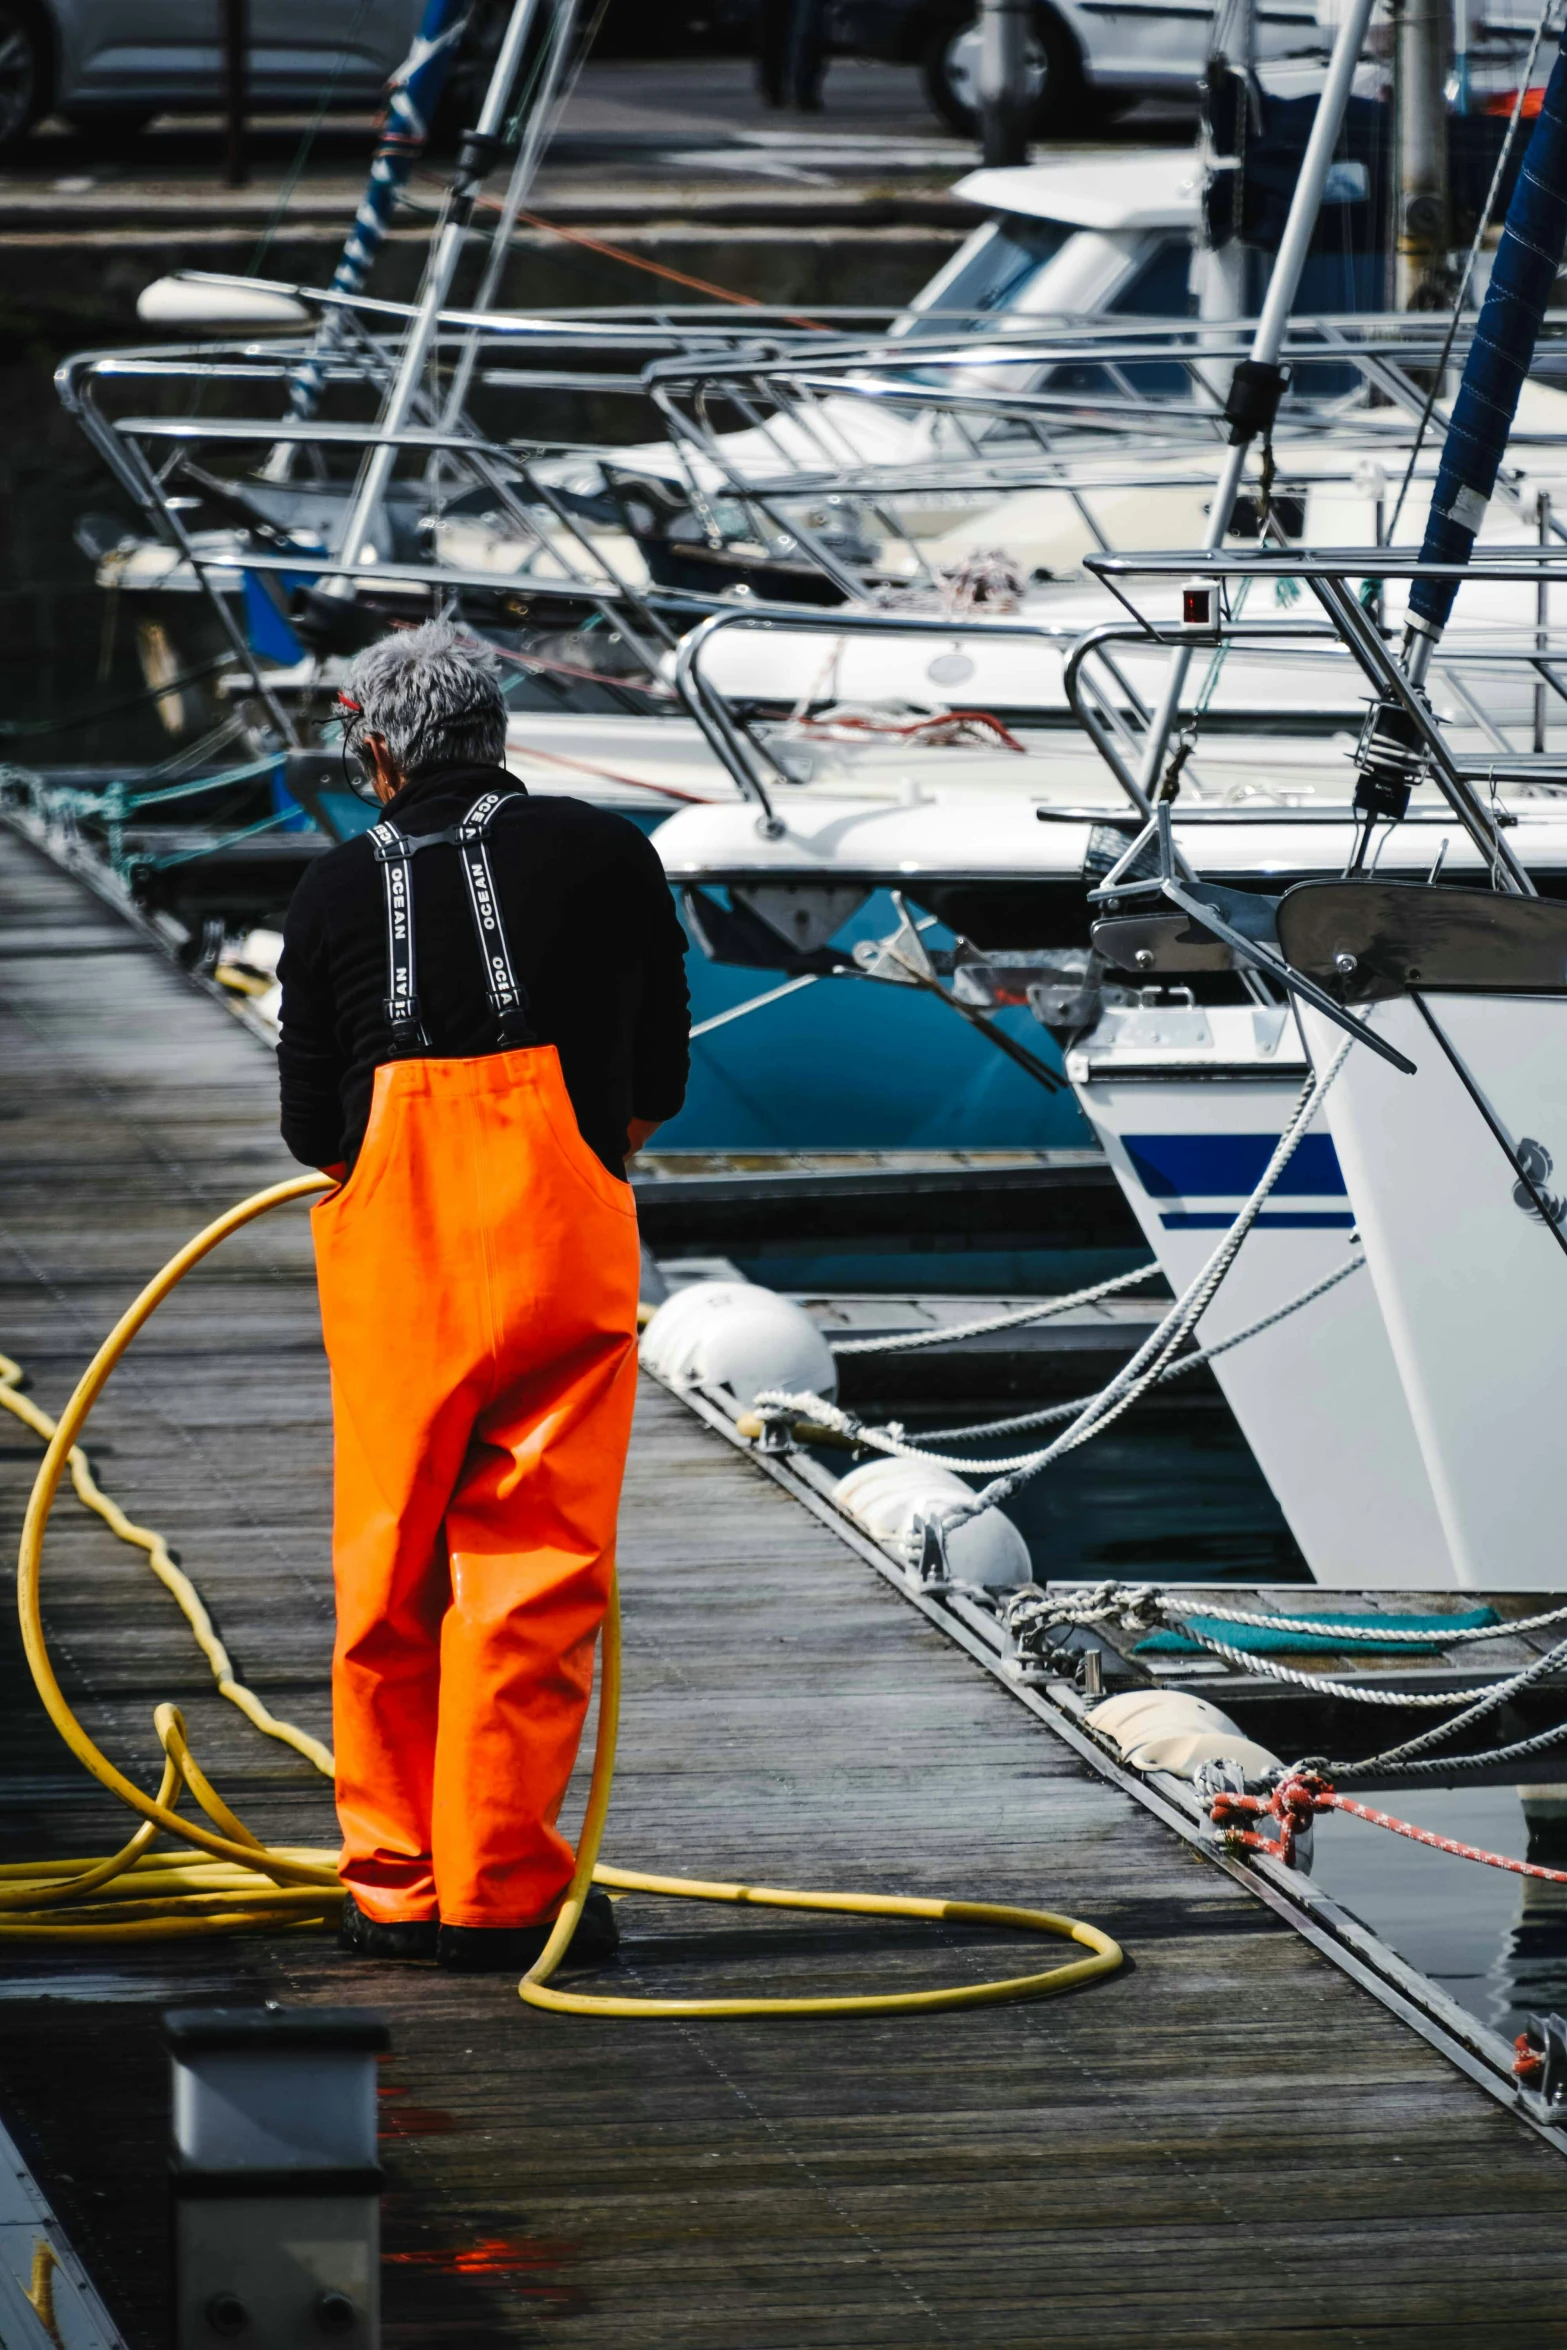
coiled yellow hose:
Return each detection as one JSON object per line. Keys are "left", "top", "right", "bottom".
{"left": 9, "top": 1177, "right": 1123, "bottom": 2013}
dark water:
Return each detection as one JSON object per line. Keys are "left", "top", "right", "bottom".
{"left": 990, "top": 1394, "right": 1308, "bottom": 1584}
{"left": 1309, "top": 1784, "right": 1567, "bottom": 2043}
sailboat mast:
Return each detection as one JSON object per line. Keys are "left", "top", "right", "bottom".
{"left": 433, "top": 0, "right": 584, "bottom": 456}
{"left": 280, "top": 0, "right": 470, "bottom": 437}
{"left": 329, "top": 0, "right": 546, "bottom": 577}
{"left": 1197, "top": 0, "right": 1257, "bottom": 326}
{"left": 1340, "top": 33, "right": 1567, "bottom": 892}
{"left": 1131, "top": 0, "right": 1380, "bottom": 802}
{"left": 1394, "top": 0, "right": 1452, "bottom": 306}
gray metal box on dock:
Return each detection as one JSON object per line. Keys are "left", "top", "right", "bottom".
{"left": 164, "top": 2007, "right": 388, "bottom": 2348}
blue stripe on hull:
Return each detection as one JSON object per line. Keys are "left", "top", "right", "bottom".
{"left": 1126, "top": 1132, "right": 1347, "bottom": 1199}
{"left": 1160, "top": 1210, "right": 1357, "bottom": 1229}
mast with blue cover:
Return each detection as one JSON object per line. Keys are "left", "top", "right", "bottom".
{"left": 285, "top": 0, "right": 471, "bottom": 425}
{"left": 1352, "top": 38, "right": 1567, "bottom": 860}
{"left": 1405, "top": 47, "right": 1567, "bottom": 660}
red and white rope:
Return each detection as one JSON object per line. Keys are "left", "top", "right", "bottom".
{"left": 1212, "top": 1774, "right": 1567, "bottom": 1885}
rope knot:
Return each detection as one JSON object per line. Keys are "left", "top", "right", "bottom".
{"left": 1275, "top": 1770, "right": 1333, "bottom": 1821}
{"left": 1209, "top": 1772, "right": 1333, "bottom": 1865}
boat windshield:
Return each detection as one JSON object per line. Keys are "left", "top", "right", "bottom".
{"left": 1041, "top": 235, "right": 1195, "bottom": 398}
{"left": 898, "top": 216, "right": 1073, "bottom": 339}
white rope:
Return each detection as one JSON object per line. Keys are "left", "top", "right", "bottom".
{"left": 1337, "top": 1631, "right": 1567, "bottom": 1760}
{"left": 828, "top": 1262, "right": 1162, "bottom": 1357}
{"left": 756, "top": 1045, "right": 1352, "bottom": 1499}
{"left": 917, "top": 1253, "right": 1365, "bottom": 1446}
{"left": 1339, "top": 1713, "right": 1567, "bottom": 1777}
{"left": 751, "top": 1387, "right": 1069, "bottom": 1476}
{"left": 957, "top": 1041, "right": 1353, "bottom": 1521}
{"left": 770, "top": 1254, "right": 1364, "bottom": 1470}
{"left": 995, "top": 1580, "right": 1567, "bottom": 1732}
{"left": 1023, "top": 1585, "right": 1567, "bottom": 1711}
{"left": 1004, "top": 1579, "right": 1159, "bottom": 1637}
{"left": 993, "top": 1578, "right": 1567, "bottom": 1749}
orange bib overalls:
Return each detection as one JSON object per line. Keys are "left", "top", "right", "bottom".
{"left": 311, "top": 791, "right": 641, "bottom": 1929}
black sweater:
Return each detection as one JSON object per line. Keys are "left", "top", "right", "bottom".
{"left": 277, "top": 765, "right": 690, "bottom": 1174}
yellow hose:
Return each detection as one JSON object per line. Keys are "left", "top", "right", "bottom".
{"left": 1, "top": 1341, "right": 333, "bottom": 1779}
{"left": 9, "top": 1179, "right": 1123, "bottom": 2013}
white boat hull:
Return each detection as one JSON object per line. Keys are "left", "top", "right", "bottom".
{"left": 1301, "top": 992, "right": 1567, "bottom": 1590}
{"left": 1069, "top": 1001, "right": 1458, "bottom": 1588}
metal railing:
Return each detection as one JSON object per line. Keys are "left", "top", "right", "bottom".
{"left": 53, "top": 290, "right": 1567, "bottom": 828}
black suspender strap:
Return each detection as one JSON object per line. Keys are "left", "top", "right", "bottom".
{"left": 368, "top": 793, "right": 534, "bottom": 1055}
{"left": 455, "top": 791, "right": 534, "bottom": 1046}
{"left": 369, "top": 818, "right": 427, "bottom": 1050}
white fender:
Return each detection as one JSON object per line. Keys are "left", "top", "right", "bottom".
{"left": 137, "top": 276, "right": 310, "bottom": 327}
{"left": 640, "top": 1281, "right": 837, "bottom": 1411}
{"left": 1087, "top": 1688, "right": 1283, "bottom": 1786}
{"left": 833, "top": 1457, "right": 1031, "bottom": 1589}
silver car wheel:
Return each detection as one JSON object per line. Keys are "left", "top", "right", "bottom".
{"left": 943, "top": 20, "right": 1048, "bottom": 117}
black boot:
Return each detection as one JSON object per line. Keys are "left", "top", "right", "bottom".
{"left": 436, "top": 1889, "right": 620, "bottom": 1975}
{"left": 339, "top": 1894, "right": 439, "bottom": 1962}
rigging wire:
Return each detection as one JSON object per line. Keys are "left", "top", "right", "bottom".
{"left": 753, "top": 1042, "right": 1351, "bottom": 1510}
{"left": 248, "top": 0, "right": 379, "bottom": 276}
{"left": 0, "top": 653, "right": 236, "bottom": 741}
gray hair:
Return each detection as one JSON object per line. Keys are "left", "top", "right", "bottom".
{"left": 343, "top": 621, "right": 507, "bottom": 779}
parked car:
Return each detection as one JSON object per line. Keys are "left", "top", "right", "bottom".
{"left": 824, "top": 0, "right": 1314, "bottom": 135}
{"left": 0, "top": 0, "right": 430, "bottom": 153}
{"left": 829, "top": 0, "right": 1546, "bottom": 140}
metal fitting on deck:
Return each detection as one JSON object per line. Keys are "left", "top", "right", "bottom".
{"left": 912, "top": 1512, "right": 953, "bottom": 1590}
{"left": 1514, "top": 2013, "right": 1567, "bottom": 2102}
{"left": 165, "top": 2005, "right": 388, "bottom": 2350}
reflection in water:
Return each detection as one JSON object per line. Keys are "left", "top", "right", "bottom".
{"left": 996, "top": 1397, "right": 1309, "bottom": 1585}
{"left": 1308, "top": 1784, "right": 1567, "bottom": 2042}
{"left": 1493, "top": 1790, "right": 1567, "bottom": 2042}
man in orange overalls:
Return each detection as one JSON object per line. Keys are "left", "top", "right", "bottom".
{"left": 278, "top": 622, "right": 689, "bottom": 1970}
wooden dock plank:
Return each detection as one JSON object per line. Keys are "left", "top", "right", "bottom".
{"left": 0, "top": 821, "right": 1564, "bottom": 2347}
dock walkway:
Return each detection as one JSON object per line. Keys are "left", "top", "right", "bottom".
{"left": 0, "top": 822, "right": 1565, "bottom": 2346}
